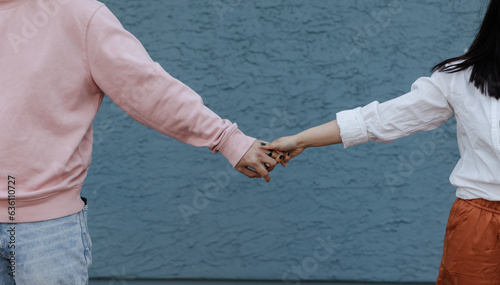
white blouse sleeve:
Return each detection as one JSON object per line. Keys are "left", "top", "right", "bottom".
{"left": 336, "top": 71, "right": 455, "bottom": 148}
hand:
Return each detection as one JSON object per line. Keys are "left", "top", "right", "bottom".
{"left": 235, "top": 140, "right": 281, "bottom": 182}
{"left": 263, "top": 135, "right": 305, "bottom": 167}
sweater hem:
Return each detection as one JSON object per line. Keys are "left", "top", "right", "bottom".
{"left": 0, "top": 185, "right": 85, "bottom": 223}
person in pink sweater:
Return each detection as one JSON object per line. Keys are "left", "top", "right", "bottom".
{"left": 0, "top": 0, "right": 281, "bottom": 283}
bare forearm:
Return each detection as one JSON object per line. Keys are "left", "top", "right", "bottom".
{"left": 264, "top": 119, "right": 342, "bottom": 166}
{"left": 296, "top": 120, "right": 342, "bottom": 148}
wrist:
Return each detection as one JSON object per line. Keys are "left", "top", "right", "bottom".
{"left": 219, "top": 129, "right": 256, "bottom": 167}
{"left": 295, "top": 133, "right": 308, "bottom": 149}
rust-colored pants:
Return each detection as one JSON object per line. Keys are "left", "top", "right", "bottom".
{"left": 436, "top": 198, "right": 500, "bottom": 284}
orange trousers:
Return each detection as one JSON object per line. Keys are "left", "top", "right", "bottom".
{"left": 436, "top": 198, "right": 500, "bottom": 284}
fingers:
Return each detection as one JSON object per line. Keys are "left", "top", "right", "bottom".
{"left": 238, "top": 139, "right": 303, "bottom": 181}
{"left": 266, "top": 149, "right": 274, "bottom": 158}
{"left": 261, "top": 136, "right": 298, "bottom": 160}
{"left": 237, "top": 166, "right": 262, "bottom": 179}
{"left": 283, "top": 152, "right": 292, "bottom": 164}
{"left": 262, "top": 141, "right": 279, "bottom": 151}
{"left": 261, "top": 142, "right": 274, "bottom": 170}
{"left": 276, "top": 152, "right": 289, "bottom": 167}
{"left": 250, "top": 139, "right": 299, "bottom": 175}
{"left": 235, "top": 140, "right": 280, "bottom": 182}
{"left": 263, "top": 153, "right": 279, "bottom": 172}
{"left": 263, "top": 142, "right": 289, "bottom": 166}
{"left": 263, "top": 150, "right": 288, "bottom": 169}
{"left": 236, "top": 139, "right": 299, "bottom": 182}
{"left": 275, "top": 153, "right": 285, "bottom": 164}
{"left": 254, "top": 163, "right": 272, "bottom": 182}
{"left": 266, "top": 148, "right": 285, "bottom": 161}
{"left": 259, "top": 147, "right": 279, "bottom": 180}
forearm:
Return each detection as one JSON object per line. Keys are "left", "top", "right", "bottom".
{"left": 296, "top": 120, "right": 342, "bottom": 148}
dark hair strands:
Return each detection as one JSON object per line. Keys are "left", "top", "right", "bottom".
{"left": 431, "top": 0, "right": 500, "bottom": 99}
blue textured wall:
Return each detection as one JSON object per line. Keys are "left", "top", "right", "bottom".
{"left": 82, "top": 0, "right": 484, "bottom": 282}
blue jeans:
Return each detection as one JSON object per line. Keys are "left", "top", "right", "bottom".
{"left": 0, "top": 206, "right": 92, "bottom": 284}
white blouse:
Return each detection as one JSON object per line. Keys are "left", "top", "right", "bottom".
{"left": 336, "top": 68, "right": 500, "bottom": 201}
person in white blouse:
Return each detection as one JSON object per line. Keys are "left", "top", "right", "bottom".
{"left": 265, "top": 0, "right": 500, "bottom": 283}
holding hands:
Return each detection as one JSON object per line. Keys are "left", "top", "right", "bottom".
{"left": 236, "top": 120, "right": 342, "bottom": 182}
{"left": 234, "top": 140, "right": 283, "bottom": 183}
{"left": 263, "top": 136, "right": 306, "bottom": 167}
{"left": 266, "top": 119, "right": 343, "bottom": 168}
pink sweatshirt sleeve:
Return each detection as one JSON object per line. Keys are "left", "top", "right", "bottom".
{"left": 85, "top": 5, "right": 255, "bottom": 167}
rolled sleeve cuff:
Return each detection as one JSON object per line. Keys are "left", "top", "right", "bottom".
{"left": 218, "top": 127, "right": 256, "bottom": 167}
{"left": 336, "top": 108, "right": 369, "bottom": 148}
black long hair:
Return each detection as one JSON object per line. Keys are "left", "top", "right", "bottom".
{"left": 431, "top": 0, "right": 500, "bottom": 99}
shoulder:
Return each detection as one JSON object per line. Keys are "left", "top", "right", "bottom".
{"left": 432, "top": 59, "right": 471, "bottom": 84}
{"left": 430, "top": 62, "right": 472, "bottom": 93}
{"left": 432, "top": 63, "right": 481, "bottom": 112}
{"left": 36, "top": 0, "right": 105, "bottom": 26}
{"left": 59, "top": 0, "right": 104, "bottom": 13}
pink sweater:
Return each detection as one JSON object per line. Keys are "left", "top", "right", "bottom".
{"left": 0, "top": 0, "right": 255, "bottom": 223}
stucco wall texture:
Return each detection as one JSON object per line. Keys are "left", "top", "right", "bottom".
{"left": 82, "top": 0, "right": 485, "bottom": 283}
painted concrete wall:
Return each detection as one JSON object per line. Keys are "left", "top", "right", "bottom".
{"left": 83, "top": 0, "right": 484, "bottom": 282}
